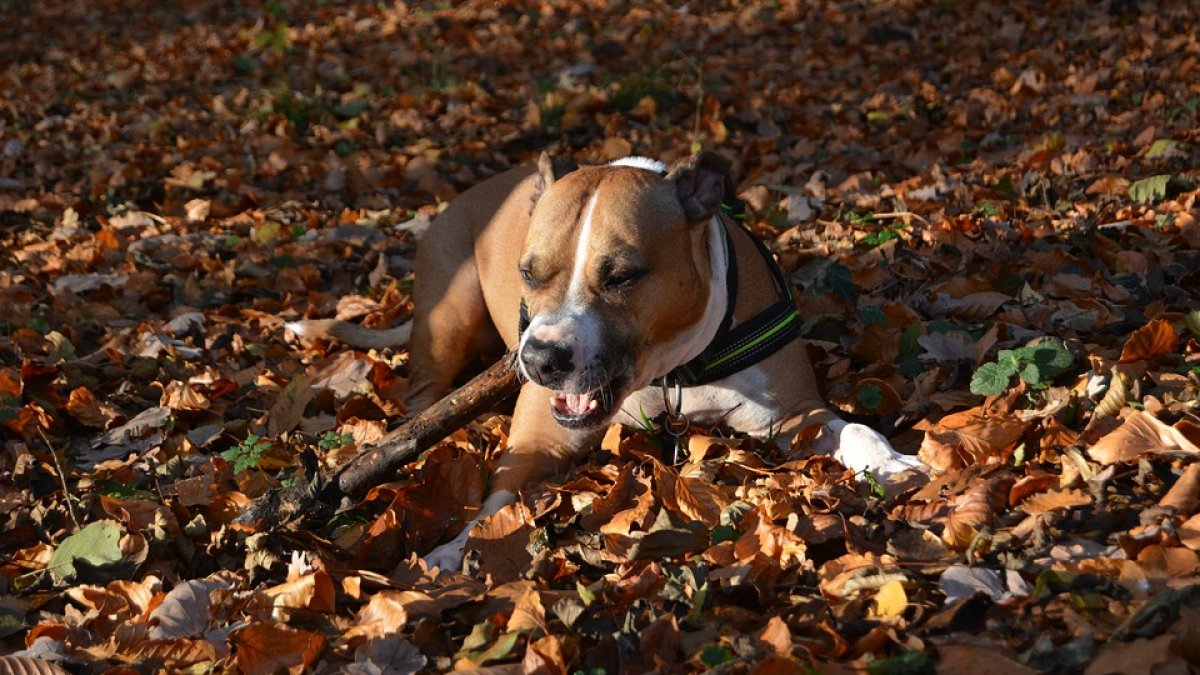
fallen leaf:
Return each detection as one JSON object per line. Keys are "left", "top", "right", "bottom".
{"left": 1087, "top": 411, "right": 1200, "bottom": 465}
{"left": 232, "top": 622, "right": 324, "bottom": 675}
{"left": 870, "top": 579, "right": 908, "bottom": 619}
{"left": 1119, "top": 319, "right": 1178, "bottom": 363}
{"left": 919, "top": 408, "right": 1029, "bottom": 471}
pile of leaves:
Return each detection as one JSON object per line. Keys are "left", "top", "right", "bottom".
{"left": 2, "top": 0, "right": 1199, "bottom": 672}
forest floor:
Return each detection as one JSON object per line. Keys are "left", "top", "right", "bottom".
{"left": 2, "top": 0, "right": 1200, "bottom": 672}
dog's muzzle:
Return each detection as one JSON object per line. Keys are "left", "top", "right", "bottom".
{"left": 520, "top": 336, "right": 626, "bottom": 430}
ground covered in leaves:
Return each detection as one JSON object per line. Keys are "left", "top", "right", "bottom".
{"left": 2, "top": 0, "right": 1200, "bottom": 672}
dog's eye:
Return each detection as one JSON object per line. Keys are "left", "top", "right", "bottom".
{"left": 603, "top": 267, "right": 644, "bottom": 290}
{"left": 519, "top": 266, "right": 539, "bottom": 288}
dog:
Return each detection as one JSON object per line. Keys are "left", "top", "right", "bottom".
{"left": 289, "top": 151, "right": 923, "bottom": 571}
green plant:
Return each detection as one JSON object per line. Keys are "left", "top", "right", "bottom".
{"left": 863, "top": 221, "right": 909, "bottom": 247}
{"left": 318, "top": 430, "right": 354, "bottom": 450}
{"left": 971, "top": 340, "right": 1074, "bottom": 397}
{"left": 863, "top": 470, "right": 886, "bottom": 498}
{"left": 100, "top": 481, "right": 155, "bottom": 500}
{"left": 0, "top": 395, "right": 19, "bottom": 425}
{"left": 222, "top": 434, "right": 271, "bottom": 473}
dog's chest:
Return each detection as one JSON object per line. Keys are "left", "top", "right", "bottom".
{"left": 615, "top": 365, "right": 786, "bottom": 438}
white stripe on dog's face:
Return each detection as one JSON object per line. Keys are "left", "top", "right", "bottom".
{"left": 566, "top": 190, "right": 601, "bottom": 304}
{"left": 518, "top": 188, "right": 603, "bottom": 377}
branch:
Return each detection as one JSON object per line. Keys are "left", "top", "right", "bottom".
{"left": 235, "top": 353, "right": 521, "bottom": 529}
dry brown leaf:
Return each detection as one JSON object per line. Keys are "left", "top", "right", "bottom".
{"left": 266, "top": 373, "right": 313, "bottom": 437}
{"left": 1094, "top": 366, "right": 1130, "bottom": 419}
{"left": 1179, "top": 514, "right": 1200, "bottom": 551}
{"left": 65, "top": 387, "right": 121, "bottom": 428}
{"left": 0, "top": 656, "right": 72, "bottom": 675}
{"left": 1018, "top": 488, "right": 1091, "bottom": 516}
{"left": 147, "top": 578, "right": 231, "bottom": 640}
{"left": 673, "top": 474, "right": 729, "bottom": 528}
{"left": 261, "top": 570, "right": 336, "bottom": 615}
{"left": 523, "top": 634, "right": 569, "bottom": 675}
{"left": 466, "top": 501, "right": 535, "bottom": 584}
{"left": 344, "top": 592, "right": 410, "bottom": 640}
{"left": 757, "top": 616, "right": 792, "bottom": 656}
{"left": 1119, "top": 318, "right": 1178, "bottom": 363}
{"left": 1084, "top": 633, "right": 1176, "bottom": 675}
{"left": 1159, "top": 463, "right": 1200, "bottom": 513}
{"left": 937, "top": 644, "right": 1040, "bottom": 675}
{"left": 919, "top": 408, "right": 1029, "bottom": 471}
{"left": 232, "top": 622, "right": 324, "bottom": 675}
{"left": 507, "top": 584, "right": 547, "bottom": 634}
{"left": 944, "top": 474, "right": 1015, "bottom": 550}
{"left": 1087, "top": 411, "right": 1200, "bottom": 465}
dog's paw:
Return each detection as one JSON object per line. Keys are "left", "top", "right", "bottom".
{"left": 820, "top": 421, "right": 926, "bottom": 481}
{"left": 422, "top": 537, "right": 467, "bottom": 574}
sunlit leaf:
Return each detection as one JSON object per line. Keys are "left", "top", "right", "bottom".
{"left": 48, "top": 521, "right": 124, "bottom": 582}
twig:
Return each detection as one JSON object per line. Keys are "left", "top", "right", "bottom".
{"left": 38, "top": 427, "right": 80, "bottom": 530}
{"left": 869, "top": 211, "right": 932, "bottom": 228}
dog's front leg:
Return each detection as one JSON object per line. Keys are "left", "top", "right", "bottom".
{"left": 423, "top": 383, "right": 599, "bottom": 573}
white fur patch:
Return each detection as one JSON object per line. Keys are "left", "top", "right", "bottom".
{"left": 567, "top": 190, "right": 601, "bottom": 303}
{"left": 618, "top": 364, "right": 784, "bottom": 438}
{"left": 608, "top": 156, "right": 668, "bottom": 174}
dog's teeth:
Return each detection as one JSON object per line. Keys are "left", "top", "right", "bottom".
{"left": 588, "top": 399, "right": 598, "bottom": 411}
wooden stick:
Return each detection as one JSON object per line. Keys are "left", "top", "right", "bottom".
{"left": 235, "top": 353, "right": 521, "bottom": 528}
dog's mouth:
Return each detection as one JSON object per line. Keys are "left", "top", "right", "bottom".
{"left": 550, "top": 383, "right": 621, "bottom": 429}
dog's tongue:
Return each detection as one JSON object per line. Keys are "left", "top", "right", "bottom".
{"left": 556, "top": 391, "right": 597, "bottom": 416}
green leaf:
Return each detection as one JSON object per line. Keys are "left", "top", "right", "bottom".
{"left": 710, "top": 524, "right": 739, "bottom": 545}
{"left": 856, "top": 384, "right": 884, "bottom": 411}
{"left": 576, "top": 580, "right": 595, "bottom": 607}
{"left": 251, "top": 221, "right": 281, "bottom": 246}
{"left": 334, "top": 99, "right": 370, "bottom": 119}
{"left": 461, "top": 620, "right": 495, "bottom": 652}
{"left": 469, "top": 631, "right": 521, "bottom": 665}
{"left": 1184, "top": 310, "right": 1200, "bottom": 339}
{"left": 700, "top": 645, "right": 736, "bottom": 668}
{"left": 865, "top": 470, "right": 885, "bottom": 498}
{"left": 48, "top": 521, "right": 124, "bottom": 582}
{"left": 997, "top": 349, "right": 1020, "bottom": 373}
{"left": 0, "top": 601, "right": 24, "bottom": 638}
{"left": 970, "top": 362, "right": 1013, "bottom": 396}
{"left": 867, "top": 651, "right": 935, "bottom": 675}
{"left": 1145, "top": 139, "right": 1179, "bottom": 159}
{"left": 1019, "top": 362, "right": 1041, "bottom": 386}
{"left": 1129, "top": 174, "right": 1170, "bottom": 204}
{"left": 1032, "top": 569, "right": 1077, "bottom": 600}
{"left": 858, "top": 305, "right": 887, "bottom": 326}
{"left": 1029, "top": 341, "right": 1074, "bottom": 378}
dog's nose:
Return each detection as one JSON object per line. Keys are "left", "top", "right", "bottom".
{"left": 521, "top": 337, "right": 573, "bottom": 385}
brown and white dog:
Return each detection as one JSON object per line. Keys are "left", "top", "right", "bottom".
{"left": 290, "top": 151, "right": 923, "bottom": 570}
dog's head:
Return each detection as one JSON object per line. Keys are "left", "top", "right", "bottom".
{"left": 517, "top": 151, "right": 732, "bottom": 429}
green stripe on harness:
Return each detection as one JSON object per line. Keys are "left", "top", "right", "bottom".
{"left": 703, "top": 307, "right": 800, "bottom": 372}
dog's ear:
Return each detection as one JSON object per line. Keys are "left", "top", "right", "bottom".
{"left": 667, "top": 150, "right": 732, "bottom": 222}
{"left": 532, "top": 152, "right": 578, "bottom": 207}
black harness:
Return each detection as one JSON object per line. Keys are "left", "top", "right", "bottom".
{"left": 518, "top": 203, "right": 802, "bottom": 388}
